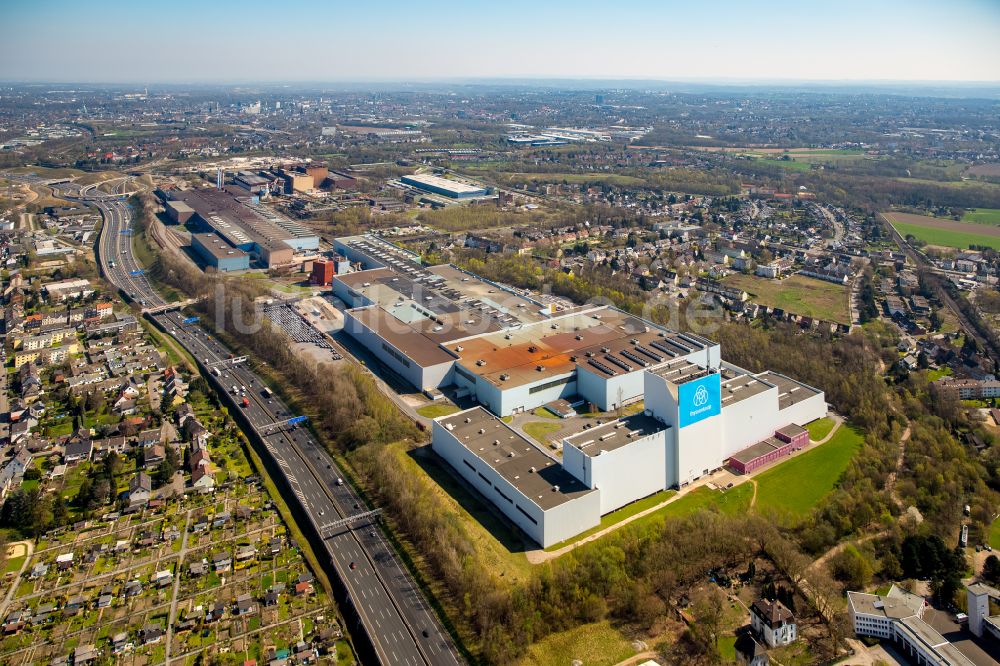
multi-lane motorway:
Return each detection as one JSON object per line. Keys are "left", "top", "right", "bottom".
{"left": 85, "top": 190, "right": 463, "bottom": 666}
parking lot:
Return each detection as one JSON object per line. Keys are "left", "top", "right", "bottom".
{"left": 263, "top": 303, "right": 342, "bottom": 360}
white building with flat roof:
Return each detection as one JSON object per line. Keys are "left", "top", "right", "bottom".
{"left": 848, "top": 586, "right": 976, "bottom": 666}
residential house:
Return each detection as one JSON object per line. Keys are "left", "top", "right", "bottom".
{"left": 64, "top": 439, "right": 93, "bottom": 464}
{"left": 750, "top": 599, "right": 797, "bottom": 648}
{"left": 128, "top": 472, "right": 151, "bottom": 506}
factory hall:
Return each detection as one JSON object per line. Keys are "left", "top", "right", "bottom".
{"left": 332, "top": 234, "right": 828, "bottom": 547}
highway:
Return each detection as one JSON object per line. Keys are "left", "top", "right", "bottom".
{"left": 85, "top": 190, "right": 464, "bottom": 666}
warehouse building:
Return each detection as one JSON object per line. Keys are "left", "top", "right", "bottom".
{"left": 432, "top": 351, "right": 826, "bottom": 546}
{"left": 190, "top": 233, "right": 249, "bottom": 272}
{"left": 327, "top": 236, "right": 828, "bottom": 547}
{"left": 164, "top": 200, "right": 194, "bottom": 224}
{"left": 432, "top": 407, "right": 600, "bottom": 548}
{"left": 165, "top": 188, "right": 318, "bottom": 268}
{"left": 400, "top": 174, "right": 490, "bottom": 199}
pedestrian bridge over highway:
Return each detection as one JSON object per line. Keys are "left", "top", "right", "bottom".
{"left": 142, "top": 298, "right": 198, "bottom": 315}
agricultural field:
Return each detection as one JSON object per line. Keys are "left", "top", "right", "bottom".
{"left": 962, "top": 208, "right": 1000, "bottom": 225}
{"left": 722, "top": 273, "right": 850, "bottom": 324}
{"left": 967, "top": 163, "right": 1000, "bottom": 178}
{"left": 883, "top": 211, "right": 1000, "bottom": 250}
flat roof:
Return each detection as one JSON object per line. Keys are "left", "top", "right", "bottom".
{"left": 191, "top": 233, "right": 247, "bottom": 260}
{"left": 563, "top": 413, "right": 669, "bottom": 455}
{"left": 755, "top": 371, "right": 822, "bottom": 410}
{"left": 170, "top": 188, "right": 299, "bottom": 252}
{"left": 652, "top": 357, "right": 711, "bottom": 386}
{"left": 729, "top": 437, "right": 783, "bottom": 465}
{"left": 166, "top": 200, "right": 193, "bottom": 212}
{"left": 847, "top": 587, "right": 923, "bottom": 620}
{"left": 453, "top": 308, "right": 700, "bottom": 388}
{"left": 401, "top": 173, "right": 488, "bottom": 195}
{"left": 721, "top": 373, "right": 775, "bottom": 407}
{"left": 777, "top": 423, "right": 808, "bottom": 439}
{"left": 348, "top": 306, "right": 456, "bottom": 368}
{"left": 437, "top": 407, "right": 595, "bottom": 511}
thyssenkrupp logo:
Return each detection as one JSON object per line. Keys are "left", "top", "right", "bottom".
{"left": 693, "top": 384, "right": 709, "bottom": 407}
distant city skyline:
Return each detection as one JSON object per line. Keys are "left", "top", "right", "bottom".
{"left": 2, "top": 0, "right": 999, "bottom": 84}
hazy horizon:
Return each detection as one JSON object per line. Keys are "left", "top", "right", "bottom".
{"left": 2, "top": 0, "right": 999, "bottom": 84}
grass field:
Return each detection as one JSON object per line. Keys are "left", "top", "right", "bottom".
{"left": 722, "top": 273, "right": 850, "bottom": 323}
{"left": 753, "top": 158, "right": 813, "bottom": 173}
{"left": 522, "top": 421, "right": 562, "bottom": 444}
{"left": 753, "top": 425, "right": 863, "bottom": 521}
{"left": 544, "top": 489, "right": 677, "bottom": 551}
{"left": 416, "top": 404, "right": 461, "bottom": 419}
{"left": 884, "top": 211, "right": 1000, "bottom": 250}
{"left": 805, "top": 417, "right": 836, "bottom": 441}
{"left": 963, "top": 208, "right": 1000, "bottom": 225}
{"left": 718, "top": 635, "right": 738, "bottom": 661}
{"left": 990, "top": 517, "right": 1000, "bottom": 550}
{"left": 517, "top": 620, "right": 635, "bottom": 666}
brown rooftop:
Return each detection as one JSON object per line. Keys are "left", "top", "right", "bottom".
{"left": 452, "top": 308, "right": 704, "bottom": 388}
{"left": 347, "top": 307, "right": 455, "bottom": 368}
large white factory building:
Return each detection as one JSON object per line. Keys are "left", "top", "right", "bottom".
{"left": 332, "top": 234, "right": 827, "bottom": 548}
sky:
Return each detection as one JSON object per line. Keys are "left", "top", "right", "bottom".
{"left": 2, "top": 0, "right": 999, "bottom": 84}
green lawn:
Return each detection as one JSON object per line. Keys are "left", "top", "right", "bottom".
{"left": 3, "top": 555, "right": 25, "bottom": 575}
{"left": 753, "top": 425, "right": 863, "bottom": 521}
{"left": 805, "top": 417, "right": 836, "bottom": 441}
{"left": 517, "top": 620, "right": 635, "bottom": 666}
{"left": 624, "top": 484, "right": 754, "bottom": 534}
{"left": 656, "top": 484, "right": 755, "bottom": 520}
{"left": 962, "top": 208, "right": 1000, "bottom": 226}
{"left": 889, "top": 219, "right": 1000, "bottom": 251}
{"left": 522, "top": 421, "right": 562, "bottom": 445}
{"left": 927, "top": 366, "right": 953, "bottom": 381}
{"left": 544, "top": 489, "right": 677, "bottom": 551}
{"left": 989, "top": 517, "right": 1000, "bottom": 550}
{"left": 753, "top": 157, "right": 813, "bottom": 173}
{"left": 722, "top": 273, "right": 850, "bottom": 324}
{"left": 531, "top": 407, "right": 559, "bottom": 419}
{"left": 718, "top": 635, "right": 737, "bottom": 661}
{"left": 415, "top": 404, "right": 461, "bottom": 419}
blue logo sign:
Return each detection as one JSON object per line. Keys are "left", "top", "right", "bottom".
{"left": 678, "top": 374, "right": 721, "bottom": 428}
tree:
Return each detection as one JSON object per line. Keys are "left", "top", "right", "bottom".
{"left": 155, "top": 445, "right": 180, "bottom": 486}
{"left": 982, "top": 554, "right": 1000, "bottom": 585}
{"left": 829, "top": 545, "right": 874, "bottom": 589}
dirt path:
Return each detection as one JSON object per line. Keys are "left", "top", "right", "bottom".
{"left": 885, "top": 422, "right": 911, "bottom": 509}
{"left": 749, "top": 479, "right": 759, "bottom": 509}
{"left": 613, "top": 651, "right": 659, "bottom": 666}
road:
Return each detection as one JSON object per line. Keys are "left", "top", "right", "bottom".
{"left": 85, "top": 189, "right": 464, "bottom": 666}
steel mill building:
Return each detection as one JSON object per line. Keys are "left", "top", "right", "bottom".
{"left": 332, "top": 234, "right": 827, "bottom": 547}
